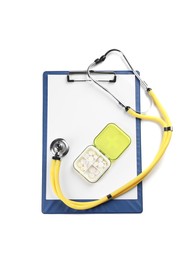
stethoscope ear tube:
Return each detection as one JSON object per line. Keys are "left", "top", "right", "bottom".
{"left": 87, "top": 49, "right": 152, "bottom": 113}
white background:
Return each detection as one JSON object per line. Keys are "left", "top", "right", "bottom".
{"left": 0, "top": 1, "right": 190, "bottom": 259}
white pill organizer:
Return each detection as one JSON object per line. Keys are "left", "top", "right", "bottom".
{"left": 73, "top": 123, "right": 131, "bottom": 183}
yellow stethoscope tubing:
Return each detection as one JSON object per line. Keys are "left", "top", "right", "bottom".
{"left": 50, "top": 89, "right": 172, "bottom": 210}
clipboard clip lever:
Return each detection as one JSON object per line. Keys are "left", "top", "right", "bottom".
{"left": 67, "top": 70, "right": 117, "bottom": 83}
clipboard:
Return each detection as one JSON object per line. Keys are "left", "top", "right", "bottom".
{"left": 42, "top": 71, "right": 143, "bottom": 214}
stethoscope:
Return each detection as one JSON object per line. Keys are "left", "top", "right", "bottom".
{"left": 50, "top": 49, "right": 173, "bottom": 210}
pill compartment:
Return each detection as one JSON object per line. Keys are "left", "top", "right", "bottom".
{"left": 73, "top": 145, "right": 111, "bottom": 183}
{"left": 73, "top": 123, "right": 131, "bottom": 183}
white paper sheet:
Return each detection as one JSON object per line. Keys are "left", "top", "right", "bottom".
{"left": 46, "top": 72, "right": 139, "bottom": 199}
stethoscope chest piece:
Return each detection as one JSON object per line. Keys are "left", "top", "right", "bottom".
{"left": 50, "top": 138, "right": 69, "bottom": 159}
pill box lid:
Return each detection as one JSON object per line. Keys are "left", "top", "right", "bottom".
{"left": 93, "top": 123, "right": 131, "bottom": 161}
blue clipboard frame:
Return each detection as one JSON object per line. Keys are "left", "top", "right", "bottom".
{"left": 42, "top": 71, "right": 143, "bottom": 214}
